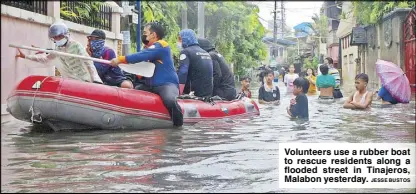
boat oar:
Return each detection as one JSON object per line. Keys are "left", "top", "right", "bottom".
{"left": 9, "top": 44, "right": 155, "bottom": 77}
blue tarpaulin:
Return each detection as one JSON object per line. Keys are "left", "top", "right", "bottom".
{"left": 293, "top": 22, "right": 314, "bottom": 38}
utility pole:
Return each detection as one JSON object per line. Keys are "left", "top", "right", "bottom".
{"left": 280, "top": 1, "right": 285, "bottom": 38}
{"left": 197, "top": 1, "right": 205, "bottom": 38}
{"left": 272, "top": 0, "right": 277, "bottom": 58}
{"left": 121, "top": 1, "right": 131, "bottom": 55}
{"left": 136, "top": 0, "right": 141, "bottom": 52}
{"left": 181, "top": 2, "right": 188, "bottom": 29}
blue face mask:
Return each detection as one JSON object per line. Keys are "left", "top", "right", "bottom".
{"left": 90, "top": 39, "right": 105, "bottom": 58}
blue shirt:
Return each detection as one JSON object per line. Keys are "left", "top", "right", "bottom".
{"left": 378, "top": 86, "right": 398, "bottom": 104}
{"left": 125, "top": 40, "right": 179, "bottom": 87}
{"left": 93, "top": 47, "right": 127, "bottom": 85}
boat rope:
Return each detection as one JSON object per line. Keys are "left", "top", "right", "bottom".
{"left": 29, "top": 76, "right": 51, "bottom": 123}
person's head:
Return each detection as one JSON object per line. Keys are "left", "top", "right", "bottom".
{"left": 264, "top": 69, "right": 274, "bottom": 84}
{"left": 319, "top": 64, "right": 329, "bottom": 75}
{"left": 48, "top": 22, "right": 70, "bottom": 47}
{"left": 142, "top": 22, "right": 165, "bottom": 46}
{"left": 198, "top": 38, "right": 215, "bottom": 52}
{"left": 293, "top": 77, "right": 309, "bottom": 95}
{"left": 178, "top": 29, "right": 199, "bottom": 49}
{"left": 355, "top": 73, "right": 369, "bottom": 91}
{"left": 306, "top": 68, "right": 315, "bottom": 76}
{"left": 240, "top": 76, "right": 251, "bottom": 89}
{"left": 87, "top": 29, "right": 106, "bottom": 58}
{"left": 289, "top": 64, "right": 295, "bottom": 73}
{"left": 325, "top": 57, "right": 333, "bottom": 65}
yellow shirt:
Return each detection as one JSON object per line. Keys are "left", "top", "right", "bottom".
{"left": 307, "top": 75, "right": 317, "bottom": 94}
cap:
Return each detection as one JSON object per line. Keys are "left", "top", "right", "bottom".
{"left": 88, "top": 29, "right": 106, "bottom": 39}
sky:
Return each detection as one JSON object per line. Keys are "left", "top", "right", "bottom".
{"left": 252, "top": 1, "right": 323, "bottom": 35}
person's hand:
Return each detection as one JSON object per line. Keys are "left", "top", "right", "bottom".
{"left": 290, "top": 98, "right": 296, "bottom": 105}
{"left": 15, "top": 48, "right": 25, "bottom": 59}
{"left": 110, "top": 58, "right": 120, "bottom": 67}
{"left": 86, "top": 45, "right": 92, "bottom": 56}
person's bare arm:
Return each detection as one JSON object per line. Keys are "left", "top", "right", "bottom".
{"left": 287, "top": 106, "right": 293, "bottom": 117}
{"left": 343, "top": 94, "right": 356, "bottom": 109}
{"left": 351, "top": 92, "right": 373, "bottom": 109}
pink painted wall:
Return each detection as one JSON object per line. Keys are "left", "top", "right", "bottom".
{"left": 327, "top": 45, "right": 339, "bottom": 68}
{"left": 1, "top": 16, "right": 55, "bottom": 105}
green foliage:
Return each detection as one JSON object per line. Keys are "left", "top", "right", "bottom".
{"left": 303, "top": 56, "right": 319, "bottom": 70}
{"left": 60, "top": 1, "right": 105, "bottom": 29}
{"left": 127, "top": 1, "right": 267, "bottom": 76}
{"left": 352, "top": 1, "right": 415, "bottom": 25}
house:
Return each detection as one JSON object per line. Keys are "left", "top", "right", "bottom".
{"left": 336, "top": 1, "right": 359, "bottom": 88}
{"left": 1, "top": 1, "right": 123, "bottom": 119}
{"left": 323, "top": 1, "right": 341, "bottom": 68}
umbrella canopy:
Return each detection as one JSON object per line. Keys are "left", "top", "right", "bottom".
{"left": 375, "top": 59, "right": 411, "bottom": 103}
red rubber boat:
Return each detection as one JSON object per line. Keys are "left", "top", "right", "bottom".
{"left": 6, "top": 76, "right": 260, "bottom": 131}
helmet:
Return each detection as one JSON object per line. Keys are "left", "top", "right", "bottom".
{"left": 48, "top": 23, "right": 69, "bottom": 39}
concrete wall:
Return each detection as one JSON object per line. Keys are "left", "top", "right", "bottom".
{"left": 1, "top": 2, "right": 123, "bottom": 115}
{"left": 361, "top": 8, "right": 411, "bottom": 90}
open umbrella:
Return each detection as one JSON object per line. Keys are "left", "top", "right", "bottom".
{"left": 375, "top": 59, "right": 411, "bottom": 103}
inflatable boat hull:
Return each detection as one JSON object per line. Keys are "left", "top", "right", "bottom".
{"left": 7, "top": 76, "right": 259, "bottom": 130}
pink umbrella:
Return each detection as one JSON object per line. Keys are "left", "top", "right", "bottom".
{"left": 375, "top": 59, "right": 411, "bottom": 103}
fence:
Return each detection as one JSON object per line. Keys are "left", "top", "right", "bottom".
{"left": 1, "top": 1, "right": 47, "bottom": 15}
{"left": 60, "top": 1, "right": 112, "bottom": 31}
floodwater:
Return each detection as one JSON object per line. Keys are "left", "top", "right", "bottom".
{"left": 1, "top": 81, "right": 415, "bottom": 193}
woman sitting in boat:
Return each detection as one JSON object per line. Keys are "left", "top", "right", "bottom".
{"left": 86, "top": 29, "right": 133, "bottom": 89}
{"left": 15, "top": 22, "right": 103, "bottom": 84}
{"left": 109, "top": 22, "right": 183, "bottom": 127}
{"left": 316, "top": 64, "right": 336, "bottom": 100}
{"left": 177, "top": 29, "right": 214, "bottom": 98}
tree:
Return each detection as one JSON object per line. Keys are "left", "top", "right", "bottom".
{"left": 352, "top": 1, "right": 416, "bottom": 25}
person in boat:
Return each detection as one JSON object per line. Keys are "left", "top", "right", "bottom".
{"left": 177, "top": 29, "right": 214, "bottom": 98}
{"left": 109, "top": 22, "right": 183, "bottom": 127}
{"left": 287, "top": 77, "right": 309, "bottom": 120}
{"left": 373, "top": 85, "right": 398, "bottom": 104}
{"left": 284, "top": 64, "right": 299, "bottom": 94}
{"left": 258, "top": 69, "right": 280, "bottom": 105}
{"left": 236, "top": 76, "right": 252, "bottom": 99}
{"left": 325, "top": 57, "right": 343, "bottom": 99}
{"left": 86, "top": 29, "right": 133, "bottom": 89}
{"left": 316, "top": 64, "right": 336, "bottom": 100}
{"left": 198, "top": 38, "right": 236, "bottom": 101}
{"left": 15, "top": 22, "right": 103, "bottom": 84}
{"left": 343, "top": 73, "right": 373, "bottom": 109}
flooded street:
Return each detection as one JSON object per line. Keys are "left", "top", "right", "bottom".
{"left": 1, "top": 82, "right": 415, "bottom": 193}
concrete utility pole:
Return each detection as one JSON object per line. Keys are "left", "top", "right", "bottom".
{"left": 121, "top": 1, "right": 131, "bottom": 55}
{"left": 197, "top": 1, "right": 205, "bottom": 38}
{"left": 280, "top": 1, "right": 285, "bottom": 38}
{"left": 181, "top": 2, "right": 188, "bottom": 29}
{"left": 273, "top": 0, "right": 277, "bottom": 57}
{"left": 136, "top": 0, "right": 141, "bottom": 52}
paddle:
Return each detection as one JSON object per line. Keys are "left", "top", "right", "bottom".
{"left": 9, "top": 44, "right": 155, "bottom": 77}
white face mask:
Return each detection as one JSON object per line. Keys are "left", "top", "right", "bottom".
{"left": 177, "top": 42, "right": 182, "bottom": 50}
{"left": 55, "top": 38, "right": 68, "bottom": 47}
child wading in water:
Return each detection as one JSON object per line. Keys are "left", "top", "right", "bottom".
{"left": 305, "top": 68, "right": 317, "bottom": 95}
{"left": 343, "top": 73, "right": 373, "bottom": 109}
{"left": 287, "top": 77, "right": 309, "bottom": 120}
{"left": 284, "top": 64, "right": 299, "bottom": 94}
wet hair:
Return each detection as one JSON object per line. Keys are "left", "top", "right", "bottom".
{"left": 264, "top": 69, "right": 274, "bottom": 76}
{"left": 320, "top": 64, "right": 329, "bottom": 75}
{"left": 325, "top": 57, "right": 333, "bottom": 64}
{"left": 145, "top": 22, "right": 165, "bottom": 39}
{"left": 355, "top": 73, "right": 369, "bottom": 83}
{"left": 240, "top": 76, "right": 251, "bottom": 82}
{"left": 306, "top": 68, "right": 315, "bottom": 76}
{"left": 293, "top": 77, "right": 309, "bottom": 93}
{"left": 289, "top": 64, "right": 295, "bottom": 68}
